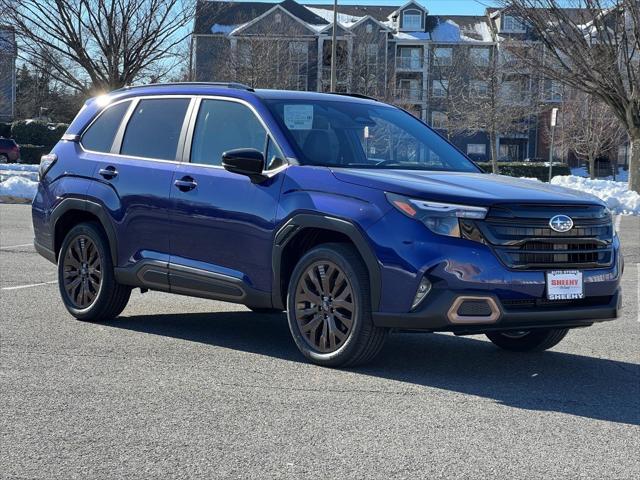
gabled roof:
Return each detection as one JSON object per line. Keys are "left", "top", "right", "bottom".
{"left": 348, "top": 15, "right": 392, "bottom": 32}
{"left": 390, "top": 1, "right": 428, "bottom": 17}
{"left": 230, "top": 4, "right": 320, "bottom": 36}
{"left": 194, "top": 0, "right": 328, "bottom": 35}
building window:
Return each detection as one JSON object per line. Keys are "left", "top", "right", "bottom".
{"left": 431, "top": 111, "right": 448, "bottom": 129}
{"left": 397, "top": 47, "right": 422, "bottom": 69}
{"left": 289, "top": 41, "right": 308, "bottom": 90}
{"left": 366, "top": 23, "right": 373, "bottom": 33}
{"left": 470, "top": 80, "right": 489, "bottom": 97}
{"left": 397, "top": 79, "right": 421, "bottom": 101}
{"left": 501, "top": 15, "right": 525, "bottom": 32}
{"left": 403, "top": 10, "right": 422, "bottom": 31}
{"left": 366, "top": 44, "right": 378, "bottom": 69}
{"left": 544, "top": 79, "right": 563, "bottom": 102}
{"left": 275, "top": 13, "right": 282, "bottom": 23}
{"left": 467, "top": 143, "right": 486, "bottom": 156}
{"left": 470, "top": 47, "right": 490, "bottom": 66}
{"left": 433, "top": 47, "right": 453, "bottom": 66}
{"left": 432, "top": 79, "right": 448, "bottom": 98}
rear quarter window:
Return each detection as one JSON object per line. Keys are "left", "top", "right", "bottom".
{"left": 120, "top": 98, "right": 190, "bottom": 161}
{"left": 81, "top": 101, "right": 131, "bottom": 153}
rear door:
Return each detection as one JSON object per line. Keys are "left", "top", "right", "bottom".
{"left": 86, "top": 96, "right": 192, "bottom": 275}
{"left": 168, "top": 97, "right": 287, "bottom": 298}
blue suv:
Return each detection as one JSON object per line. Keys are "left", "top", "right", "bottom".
{"left": 32, "top": 83, "right": 622, "bottom": 367}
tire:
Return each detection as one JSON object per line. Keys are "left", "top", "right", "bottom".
{"left": 286, "top": 243, "right": 387, "bottom": 367}
{"left": 58, "top": 222, "right": 131, "bottom": 322}
{"left": 0, "top": 154, "right": 8, "bottom": 164}
{"left": 248, "top": 306, "right": 283, "bottom": 314}
{"left": 486, "top": 328, "right": 569, "bottom": 352}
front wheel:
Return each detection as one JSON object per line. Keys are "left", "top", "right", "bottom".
{"left": 58, "top": 222, "right": 131, "bottom": 322}
{"left": 286, "top": 243, "right": 387, "bottom": 367}
{"left": 486, "top": 328, "right": 569, "bottom": 352}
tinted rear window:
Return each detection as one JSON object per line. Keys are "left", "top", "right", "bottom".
{"left": 0, "top": 138, "right": 16, "bottom": 148}
{"left": 82, "top": 101, "right": 131, "bottom": 153}
{"left": 121, "top": 98, "right": 190, "bottom": 161}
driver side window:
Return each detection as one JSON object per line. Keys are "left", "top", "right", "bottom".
{"left": 191, "top": 99, "right": 267, "bottom": 166}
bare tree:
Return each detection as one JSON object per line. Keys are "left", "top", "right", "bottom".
{"left": 556, "top": 90, "right": 625, "bottom": 178}
{"left": 0, "top": 0, "right": 194, "bottom": 94}
{"left": 500, "top": 0, "right": 640, "bottom": 191}
{"left": 464, "top": 43, "right": 538, "bottom": 172}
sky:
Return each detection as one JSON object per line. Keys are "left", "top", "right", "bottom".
{"left": 243, "top": 1, "right": 499, "bottom": 16}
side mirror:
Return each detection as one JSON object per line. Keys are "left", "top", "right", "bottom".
{"left": 222, "top": 148, "right": 266, "bottom": 183}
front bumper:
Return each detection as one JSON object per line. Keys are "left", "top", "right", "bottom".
{"left": 373, "top": 288, "right": 621, "bottom": 334}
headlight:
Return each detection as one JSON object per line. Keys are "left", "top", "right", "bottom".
{"left": 386, "top": 192, "right": 487, "bottom": 238}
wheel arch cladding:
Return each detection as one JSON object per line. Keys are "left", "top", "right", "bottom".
{"left": 51, "top": 198, "right": 118, "bottom": 264}
{"left": 272, "top": 214, "right": 381, "bottom": 311}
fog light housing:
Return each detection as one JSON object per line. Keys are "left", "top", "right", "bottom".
{"left": 411, "top": 277, "right": 432, "bottom": 310}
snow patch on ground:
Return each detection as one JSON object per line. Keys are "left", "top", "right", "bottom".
{"left": 0, "top": 163, "right": 38, "bottom": 202}
{"left": 550, "top": 175, "right": 639, "bottom": 215}
{"left": 0, "top": 176, "right": 38, "bottom": 201}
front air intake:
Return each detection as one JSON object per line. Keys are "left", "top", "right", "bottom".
{"left": 447, "top": 296, "right": 500, "bottom": 324}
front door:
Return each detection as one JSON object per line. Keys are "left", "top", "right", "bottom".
{"left": 168, "top": 98, "right": 286, "bottom": 300}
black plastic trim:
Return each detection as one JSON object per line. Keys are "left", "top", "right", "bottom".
{"left": 271, "top": 214, "right": 381, "bottom": 311}
{"left": 372, "top": 289, "right": 621, "bottom": 334}
{"left": 114, "top": 260, "right": 272, "bottom": 308}
{"left": 49, "top": 198, "right": 119, "bottom": 263}
{"left": 34, "top": 239, "right": 56, "bottom": 264}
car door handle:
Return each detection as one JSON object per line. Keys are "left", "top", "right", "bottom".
{"left": 174, "top": 176, "right": 197, "bottom": 192}
{"left": 99, "top": 166, "right": 118, "bottom": 179}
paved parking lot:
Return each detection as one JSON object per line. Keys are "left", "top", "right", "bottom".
{"left": 1, "top": 203, "right": 639, "bottom": 479}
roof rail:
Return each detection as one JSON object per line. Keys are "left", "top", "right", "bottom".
{"left": 113, "top": 82, "right": 255, "bottom": 93}
{"left": 328, "top": 92, "right": 378, "bottom": 101}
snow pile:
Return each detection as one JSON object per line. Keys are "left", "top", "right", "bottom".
{"left": 0, "top": 163, "right": 38, "bottom": 202}
{"left": 551, "top": 175, "right": 640, "bottom": 215}
{"left": 0, "top": 175, "right": 38, "bottom": 201}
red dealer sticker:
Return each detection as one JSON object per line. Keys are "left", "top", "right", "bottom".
{"left": 546, "top": 270, "right": 584, "bottom": 300}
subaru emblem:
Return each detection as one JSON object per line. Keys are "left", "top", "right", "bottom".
{"left": 549, "top": 214, "right": 574, "bottom": 233}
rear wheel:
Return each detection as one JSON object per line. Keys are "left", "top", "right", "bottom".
{"left": 486, "top": 328, "right": 569, "bottom": 352}
{"left": 287, "top": 243, "right": 387, "bottom": 367}
{"left": 0, "top": 154, "right": 8, "bottom": 163}
{"left": 58, "top": 222, "right": 131, "bottom": 322}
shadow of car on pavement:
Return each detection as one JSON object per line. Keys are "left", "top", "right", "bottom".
{"left": 108, "top": 310, "right": 640, "bottom": 426}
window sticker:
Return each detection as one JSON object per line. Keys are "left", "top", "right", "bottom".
{"left": 284, "top": 104, "right": 314, "bottom": 130}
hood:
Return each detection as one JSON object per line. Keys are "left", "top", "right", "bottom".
{"left": 330, "top": 169, "right": 604, "bottom": 207}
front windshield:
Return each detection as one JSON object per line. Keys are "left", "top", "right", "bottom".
{"left": 264, "top": 98, "right": 480, "bottom": 172}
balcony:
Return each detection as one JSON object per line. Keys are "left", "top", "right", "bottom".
{"left": 396, "top": 57, "right": 423, "bottom": 71}
{"left": 395, "top": 88, "right": 423, "bottom": 102}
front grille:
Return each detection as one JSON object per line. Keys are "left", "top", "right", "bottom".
{"left": 471, "top": 204, "right": 614, "bottom": 270}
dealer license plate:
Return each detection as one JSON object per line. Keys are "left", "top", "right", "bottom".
{"left": 546, "top": 270, "right": 584, "bottom": 300}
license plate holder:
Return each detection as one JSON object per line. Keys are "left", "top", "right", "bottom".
{"left": 546, "top": 270, "right": 584, "bottom": 300}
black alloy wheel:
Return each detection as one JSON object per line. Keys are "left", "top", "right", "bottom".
{"left": 62, "top": 235, "right": 103, "bottom": 309}
{"left": 294, "top": 260, "right": 356, "bottom": 353}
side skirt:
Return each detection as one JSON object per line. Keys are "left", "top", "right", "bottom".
{"left": 114, "top": 260, "right": 272, "bottom": 308}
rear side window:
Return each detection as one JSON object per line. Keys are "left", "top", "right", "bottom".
{"left": 190, "top": 99, "right": 266, "bottom": 166}
{"left": 121, "top": 98, "right": 190, "bottom": 161}
{"left": 82, "top": 101, "right": 131, "bottom": 153}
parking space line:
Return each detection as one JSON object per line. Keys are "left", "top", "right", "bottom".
{"left": 0, "top": 243, "right": 33, "bottom": 250}
{"left": 2, "top": 281, "right": 57, "bottom": 291}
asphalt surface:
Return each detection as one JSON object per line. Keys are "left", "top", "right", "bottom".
{"left": 1, "top": 204, "right": 639, "bottom": 479}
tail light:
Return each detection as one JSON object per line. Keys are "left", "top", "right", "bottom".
{"left": 39, "top": 153, "right": 57, "bottom": 180}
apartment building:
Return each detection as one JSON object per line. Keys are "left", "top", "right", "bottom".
{"left": 192, "top": 1, "right": 576, "bottom": 162}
